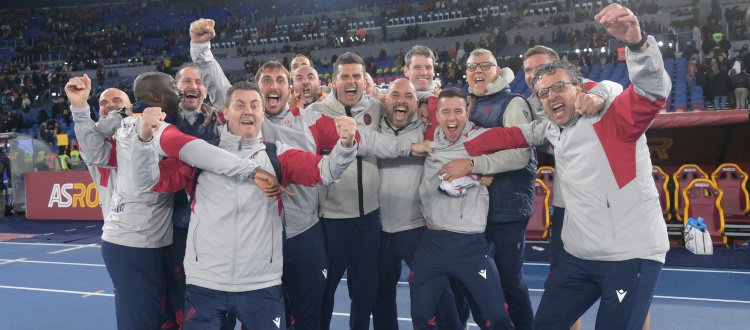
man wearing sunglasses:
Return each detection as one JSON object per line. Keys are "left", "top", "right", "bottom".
{"left": 467, "top": 5, "right": 670, "bottom": 329}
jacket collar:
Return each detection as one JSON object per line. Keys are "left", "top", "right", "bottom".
{"left": 219, "top": 124, "right": 263, "bottom": 150}
{"left": 266, "top": 104, "right": 290, "bottom": 125}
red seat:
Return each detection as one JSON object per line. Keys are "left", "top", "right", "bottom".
{"left": 683, "top": 179, "right": 726, "bottom": 246}
{"left": 652, "top": 166, "right": 671, "bottom": 221}
{"left": 673, "top": 164, "right": 708, "bottom": 220}
{"left": 711, "top": 163, "right": 750, "bottom": 228}
{"left": 385, "top": 75, "right": 394, "bottom": 84}
{"left": 376, "top": 75, "right": 385, "bottom": 85}
{"left": 527, "top": 179, "right": 550, "bottom": 241}
{"left": 536, "top": 166, "right": 555, "bottom": 204}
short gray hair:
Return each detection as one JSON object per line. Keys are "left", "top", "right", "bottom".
{"left": 405, "top": 45, "right": 435, "bottom": 68}
{"left": 532, "top": 60, "right": 587, "bottom": 93}
{"left": 468, "top": 48, "right": 496, "bottom": 65}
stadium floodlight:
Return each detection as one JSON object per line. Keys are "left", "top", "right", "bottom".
{"left": 669, "top": 43, "right": 673, "bottom": 48}
{"left": 657, "top": 41, "right": 663, "bottom": 46}
{"left": 575, "top": 49, "right": 580, "bottom": 53}
{"left": 600, "top": 47, "right": 605, "bottom": 53}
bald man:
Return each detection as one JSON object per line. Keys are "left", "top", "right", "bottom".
{"left": 372, "top": 79, "right": 462, "bottom": 330}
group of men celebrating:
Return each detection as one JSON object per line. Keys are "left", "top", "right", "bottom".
{"left": 66, "top": 4, "right": 669, "bottom": 330}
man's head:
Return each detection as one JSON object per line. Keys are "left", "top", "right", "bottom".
{"left": 291, "top": 54, "right": 312, "bottom": 72}
{"left": 532, "top": 60, "right": 586, "bottom": 126}
{"left": 333, "top": 52, "right": 366, "bottom": 107}
{"left": 98, "top": 88, "right": 131, "bottom": 118}
{"left": 292, "top": 65, "right": 321, "bottom": 105}
{"left": 404, "top": 45, "right": 436, "bottom": 91}
{"left": 133, "top": 71, "right": 181, "bottom": 116}
{"left": 466, "top": 48, "right": 501, "bottom": 96}
{"left": 175, "top": 64, "right": 207, "bottom": 111}
{"left": 385, "top": 78, "right": 418, "bottom": 128}
{"left": 523, "top": 45, "right": 560, "bottom": 91}
{"left": 436, "top": 87, "right": 470, "bottom": 143}
{"left": 223, "top": 81, "right": 265, "bottom": 140}
{"left": 255, "top": 61, "right": 291, "bottom": 116}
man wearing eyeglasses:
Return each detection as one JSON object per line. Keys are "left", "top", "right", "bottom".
{"left": 439, "top": 48, "right": 537, "bottom": 330}
{"left": 465, "top": 5, "right": 670, "bottom": 328}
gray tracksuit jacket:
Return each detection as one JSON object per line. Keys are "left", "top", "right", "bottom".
{"left": 378, "top": 115, "right": 427, "bottom": 233}
{"left": 72, "top": 106, "right": 259, "bottom": 248}
{"left": 480, "top": 37, "right": 671, "bottom": 263}
{"left": 141, "top": 128, "right": 356, "bottom": 292}
{"left": 420, "top": 122, "right": 519, "bottom": 233}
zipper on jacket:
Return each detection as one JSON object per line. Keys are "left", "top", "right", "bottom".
{"left": 192, "top": 218, "right": 201, "bottom": 261}
{"left": 344, "top": 106, "right": 366, "bottom": 217}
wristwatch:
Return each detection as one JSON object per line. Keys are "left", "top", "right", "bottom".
{"left": 626, "top": 31, "right": 648, "bottom": 52}
{"left": 470, "top": 159, "right": 475, "bottom": 168}
{"left": 249, "top": 166, "right": 260, "bottom": 179}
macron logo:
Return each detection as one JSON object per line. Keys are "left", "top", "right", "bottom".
{"left": 478, "top": 269, "right": 487, "bottom": 279}
{"left": 616, "top": 289, "right": 627, "bottom": 302}
{"left": 322, "top": 269, "right": 328, "bottom": 279}
{"left": 273, "top": 317, "right": 281, "bottom": 328}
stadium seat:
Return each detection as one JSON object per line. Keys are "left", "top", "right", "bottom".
{"left": 536, "top": 166, "right": 555, "bottom": 204}
{"left": 652, "top": 166, "right": 671, "bottom": 221}
{"left": 711, "top": 164, "right": 750, "bottom": 230}
{"left": 673, "top": 164, "right": 709, "bottom": 220}
{"left": 527, "top": 179, "right": 550, "bottom": 241}
{"left": 682, "top": 178, "right": 726, "bottom": 246}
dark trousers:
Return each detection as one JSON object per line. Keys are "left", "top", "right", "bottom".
{"left": 456, "top": 220, "right": 534, "bottom": 330}
{"left": 410, "top": 229, "right": 513, "bottom": 330}
{"left": 372, "top": 227, "right": 462, "bottom": 330}
{"left": 283, "top": 222, "right": 329, "bottom": 330}
{"left": 534, "top": 251, "right": 663, "bottom": 330}
{"left": 549, "top": 207, "right": 566, "bottom": 272}
{"left": 101, "top": 240, "right": 167, "bottom": 330}
{"left": 320, "top": 210, "right": 381, "bottom": 330}
{"left": 164, "top": 226, "right": 189, "bottom": 327}
{"left": 183, "top": 285, "right": 285, "bottom": 330}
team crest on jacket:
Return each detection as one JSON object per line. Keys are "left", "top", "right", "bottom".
{"left": 284, "top": 119, "right": 292, "bottom": 128}
{"left": 364, "top": 114, "right": 372, "bottom": 125}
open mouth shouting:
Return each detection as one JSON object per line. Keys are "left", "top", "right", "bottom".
{"left": 446, "top": 123, "right": 458, "bottom": 134}
{"left": 393, "top": 104, "right": 409, "bottom": 122}
{"left": 473, "top": 77, "right": 486, "bottom": 89}
{"left": 301, "top": 84, "right": 312, "bottom": 98}
{"left": 266, "top": 90, "right": 281, "bottom": 109}
{"left": 549, "top": 101, "right": 567, "bottom": 121}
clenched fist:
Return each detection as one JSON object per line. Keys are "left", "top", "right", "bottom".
{"left": 190, "top": 18, "right": 216, "bottom": 44}
{"left": 335, "top": 116, "right": 357, "bottom": 148}
{"left": 139, "top": 107, "right": 167, "bottom": 142}
{"left": 65, "top": 74, "right": 92, "bottom": 109}
{"left": 574, "top": 93, "right": 606, "bottom": 116}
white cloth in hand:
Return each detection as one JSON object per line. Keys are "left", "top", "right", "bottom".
{"left": 438, "top": 174, "right": 480, "bottom": 197}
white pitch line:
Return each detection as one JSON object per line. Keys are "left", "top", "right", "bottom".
{"left": 0, "top": 242, "right": 99, "bottom": 247}
{"left": 64, "top": 229, "right": 77, "bottom": 232}
{"left": 85, "top": 225, "right": 97, "bottom": 228}
{"left": 48, "top": 243, "right": 98, "bottom": 255}
{"left": 0, "top": 285, "right": 113, "bottom": 297}
{"left": 42, "top": 233, "right": 54, "bottom": 236}
{"left": 0, "top": 258, "right": 27, "bottom": 265}
{"left": 330, "top": 312, "right": 479, "bottom": 327}
{"left": 0, "top": 259, "right": 105, "bottom": 267}
{"left": 523, "top": 262, "right": 750, "bottom": 275}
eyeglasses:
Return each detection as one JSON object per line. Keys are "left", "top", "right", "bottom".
{"left": 466, "top": 61, "right": 497, "bottom": 72}
{"left": 535, "top": 81, "right": 577, "bottom": 99}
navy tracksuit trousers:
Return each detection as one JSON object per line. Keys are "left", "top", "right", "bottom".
{"left": 455, "top": 220, "right": 535, "bottom": 330}
{"left": 410, "top": 229, "right": 513, "bottom": 330}
{"left": 549, "top": 207, "right": 566, "bottom": 272}
{"left": 534, "top": 251, "right": 663, "bottom": 330}
{"left": 283, "top": 222, "right": 329, "bottom": 330}
{"left": 320, "top": 210, "right": 381, "bottom": 330}
{"left": 101, "top": 240, "right": 168, "bottom": 330}
{"left": 372, "top": 227, "right": 462, "bottom": 330}
{"left": 182, "top": 284, "right": 285, "bottom": 330}
{"left": 163, "top": 226, "right": 189, "bottom": 327}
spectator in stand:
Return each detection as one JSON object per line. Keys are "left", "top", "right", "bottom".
{"left": 733, "top": 65, "right": 749, "bottom": 110}
{"left": 711, "top": 65, "right": 732, "bottom": 110}
{"left": 687, "top": 54, "right": 699, "bottom": 87}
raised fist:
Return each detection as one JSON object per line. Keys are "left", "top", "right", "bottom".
{"left": 190, "top": 18, "right": 217, "bottom": 44}
{"left": 64, "top": 74, "right": 92, "bottom": 109}
{"left": 595, "top": 4, "right": 642, "bottom": 47}
{"left": 139, "top": 107, "right": 167, "bottom": 142}
{"left": 335, "top": 116, "right": 357, "bottom": 148}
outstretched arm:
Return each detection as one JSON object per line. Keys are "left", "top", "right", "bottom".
{"left": 190, "top": 18, "right": 232, "bottom": 109}
{"left": 66, "top": 75, "right": 114, "bottom": 167}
